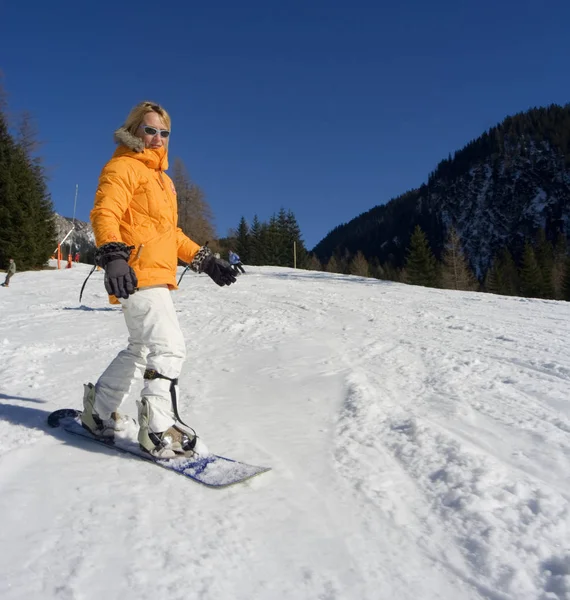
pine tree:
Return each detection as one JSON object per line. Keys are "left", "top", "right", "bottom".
{"left": 349, "top": 251, "right": 370, "bottom": 277}
{"left": 264, "top": 215, "right": 283, "bottom": 266}
{"left": 283, "top": 209, "right": 307, "bottom": 268}
{"left": 484, "top": 259, "right": 502, "bottom": 294}
{"left": 368, "top": 256, "right": 385, "bottom": 280}
{"left": 381, "top": 262, "right": 401, "bottom": 281}
{"left": 304, "top": 253, "right": 322, "bottom": 271}
{"left": 0, "top": 107, "right": 56, "bottom": 270}
{"left": 562, "top": 256, "right": 570, "bottom": 301}
{"left": 325, "top": 255, "right": 340, "bottom": 273}
{"left": 534, "top": 228, "right": 555, "bottom": 298}
{"left": 440, "top": 226, "right": 477, "bottom": 291}
{"left": 13, "top": 146, "right": 56, "bottom": 268}
{"left": 235, "top": 217, "right": 250, "bottom": 263}
{"left": 486, "top": 248, "right": 519, "bottom": 295}
{"left": 552, "top": 231, "right": 567, "bottom": 299}
{"left": 498, "top": 248, "right": 520, "bottom": 295}
{"left": 404, "top": 225, "right": 439, "bottom": 287}
{"left": 338, "top": 249, "right": 352, "bottom": 275}
{"left": 0, "top": 107, "right": 16, "bottom": 267}
{"left": 249, "top": 215, "right": 262, "bottom": 265}
{"left": 519, "top": 241, "right": 543, "bottom": 298}
{"left": 272, "top": 208, "right": 291, "bottom": 267}
{"left": 172, "top": 158, "right": 215, "bottom": 245}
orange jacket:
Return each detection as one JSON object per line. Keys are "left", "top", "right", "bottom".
{"left": 91, "top": 129, "right": 201, "bottom": 302}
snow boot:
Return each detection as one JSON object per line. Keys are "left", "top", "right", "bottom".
{"left": 81, "top": 382, "right": 130, "bottom": 437}
{"left": 137, "top": 397, "right": 198, "bottom": 459}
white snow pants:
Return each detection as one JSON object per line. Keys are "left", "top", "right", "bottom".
{"left": 93, "top": 286, "right": 186, "bottom": 432}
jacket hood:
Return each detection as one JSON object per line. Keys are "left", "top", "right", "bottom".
{"left": 114, "top": 127, "right": 145, "bottom": 152}
{"left": 113, "top": 127, "right": 168, "bottom": 170}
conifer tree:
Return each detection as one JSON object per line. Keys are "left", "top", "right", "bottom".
{"left": 484, "top": 259, "right": 502, "bottom": 295}
{"left": 486, "top": 248, "right": 519, "bottom": 295}
{"left": 283, "top": 209, "right": 307, "bottom": 268}
{"left": 252, "top": 220, "right": 273, "bottom": 266}
{"left": 519, "top": 241, "right": 543, "bottom": 298}
{"left": 268, "top": 209, "right": 288, "bottom": 266}
{"left": 562, "top": 256, "right": 570, "bottom": 301}
{"left": 404, "top": 225, "right": 439, "bottom": 287}
{"left": 499, "top": 248, "right": 520, "bottom": 295}
{"left": 368, "top": 256, "right": 385, "bottom": 280}
{"left": 325, "top": 255, "right": 340, "bottom": 273}
{"left": 534, "top": 228, "right": 555, "bottom": 298}
{"left": 235, "top": 217, "right": 250, "bottom": 263}
{"left": 0, "top": 107, "right": 56, "bottom": 270}
{"left": 440, "top": 226, "right": 477, "bottom": 291}
{"left": 381, "top": 262, "right": 401, "bottom": 282}
{"left": 264, "top": 215, "right": 283, "bottom": 266}
{"left": 349, "top": 251, "right": 370, "bottom": 277}
{"left": 552, "top": 231, "right": 567, "bottom": 299}
{"left": 305, "top": 253, "right": 322, "bottom": 271}
{"left": 249, "top": 215, "right": 263, "bottom": 265}
{"left": 338, "top": 249, "right": 352, "bottom": 275}
{"left": 0, "top": 107, "right": 16, "bottom": 266}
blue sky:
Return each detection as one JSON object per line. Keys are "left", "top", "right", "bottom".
{"left": 1, "top": 0, "right": 570, "bottom": 249}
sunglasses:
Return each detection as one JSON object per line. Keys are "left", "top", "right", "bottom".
{"left": 140, "top": 125, "right": 170, "bottom": 138}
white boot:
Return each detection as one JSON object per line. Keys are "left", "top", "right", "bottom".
{"left": 81, "top": 382, "right": 130, "bottom": 437}
{"left": 137, "top": 398, "right": 198, "bottom": 459}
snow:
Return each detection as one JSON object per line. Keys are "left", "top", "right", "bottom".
{"left": 1, "top": 263, "right": 570, "bottom": 600}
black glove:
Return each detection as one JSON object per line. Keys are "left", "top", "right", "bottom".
{"left": 104, "top": 258, "right": 138, "bottom": 299}
{"left": 190, "top": 246, "right": 236, "bottom": 287}
{"left": 201, "top": 254, "right": 236, "bottom": 286}
{"left": 95, "top": 242, "right": 138, "bottom": 299}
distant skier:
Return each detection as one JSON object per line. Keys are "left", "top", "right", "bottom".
{"left": 1, "top": 258, "right": 16, "bottom": 287}
{"left": 83, "top": 100, "right": 236, "bottom": 459}
{"left": 229, "top": 250, "right": 246, "bottom": 274}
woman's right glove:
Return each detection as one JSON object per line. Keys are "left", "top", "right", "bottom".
{"left": 190, "top": 246, "right": 236, "bottom": 286}
{"left": 95, "top": 242, "right": 138, "bottom": 299}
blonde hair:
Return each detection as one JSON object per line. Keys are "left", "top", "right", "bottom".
{"left": 123, "top": 101, "right": 171, "bottom": 136}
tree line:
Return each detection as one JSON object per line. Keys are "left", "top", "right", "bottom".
{"left": 318, "top": 224, "right": 570, "bottom": 301}
{"left": 220, "top": 210, "right": 312, "bottom": 268}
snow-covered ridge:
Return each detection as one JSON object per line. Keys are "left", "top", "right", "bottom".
{"left": 436, "top": 139, "right": 570, "bottom": 275}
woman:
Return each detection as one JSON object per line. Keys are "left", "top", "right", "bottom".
{"left": 1, "top": 258, "right": 16, "bottom": 287}
{"left": 83, "top": 101, "right": 236, "bottom": 459}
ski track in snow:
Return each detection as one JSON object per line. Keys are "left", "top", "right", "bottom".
{"left": 0, "top": 265, "right": 569, "bottom": 599}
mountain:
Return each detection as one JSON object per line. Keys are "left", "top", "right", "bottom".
{"left": 53, "top": 213, "right": 96, "bottom": 261}
{"left": 312, "top": 104, "right": 570, "bottom": 277}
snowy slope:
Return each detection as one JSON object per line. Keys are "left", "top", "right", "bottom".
{"left": 0, "top": 264, "right": 569, "bottom": 600}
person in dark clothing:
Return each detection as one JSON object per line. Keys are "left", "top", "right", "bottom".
{"left": 1, "top": 259, "right": 16, "bottom": 287}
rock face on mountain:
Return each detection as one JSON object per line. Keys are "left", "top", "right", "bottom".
{"left": 53, "top": 214, "right": 96, "bottom": 261}
{"left": 312, "top": 104, "right": 570, "bottom": 277}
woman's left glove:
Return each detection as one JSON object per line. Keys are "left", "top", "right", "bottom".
{"left": 95, "top": 242, "right": 138, "bottom": 299}
{"left": 190, "top": 246, "right": 236, "bottom": 286}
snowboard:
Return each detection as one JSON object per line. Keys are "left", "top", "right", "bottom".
{"left": 48, "top": 409, "right": 271, "bottom": 488}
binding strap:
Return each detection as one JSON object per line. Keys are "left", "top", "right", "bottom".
{"left": 143, "top": 368, "right": 195, "bottom": 435}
